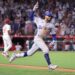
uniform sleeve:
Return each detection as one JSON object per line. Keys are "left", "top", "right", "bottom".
{"left": 49, "top": 23, "right": 55, "bottom": 29}
{"left": 49, "top": 23, "right": 56, "bottom": 34}
{"left": 29, "top": 11, "right": 35, "bottom": 21}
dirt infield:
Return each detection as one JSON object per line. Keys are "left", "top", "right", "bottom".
{"left": 0, "top": 63, "right": 75, "bottom": 72}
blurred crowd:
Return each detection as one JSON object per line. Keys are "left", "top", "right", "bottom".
{"left": 0, "top": 0, "right": 75, "bottom": 36}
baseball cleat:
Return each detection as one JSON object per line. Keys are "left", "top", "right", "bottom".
{"left": 2, "top": 52, "right": 9, "bottom": 58}
{"left": 48, "top": 64, "right": 58, "bottom": 70}
{"left": 9, "top": 53, "right": 16, "bottom": 63}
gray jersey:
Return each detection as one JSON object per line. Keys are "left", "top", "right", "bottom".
{"left": 34, "top": 16, "right": 56, "bottom": 36}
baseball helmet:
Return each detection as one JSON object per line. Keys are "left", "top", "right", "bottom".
{"left": 45, "top": 11, "right": 53, "bottom": 17}
{"left": 4, "top": 18, "right": 11, "bottom": 24}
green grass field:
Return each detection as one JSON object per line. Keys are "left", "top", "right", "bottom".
{"left": 0, "top": 51, "right": 75, "bottom": 75}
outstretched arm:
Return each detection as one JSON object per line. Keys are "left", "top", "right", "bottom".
{"left": 33, "top": 2, "right": 39, "bottom": 11}
{"left": 29, "top": 2, "right": 39, "bottom": 21}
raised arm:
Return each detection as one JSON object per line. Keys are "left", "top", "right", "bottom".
{"left": 30, "top": 2, "right": 39, "bottom": 21}
{"left": 33, "top": 2, "right": 39, "bottom": 11}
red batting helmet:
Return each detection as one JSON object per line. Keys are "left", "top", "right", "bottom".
{"left": 4, "top": 18, "right": 11, "bottom": 24}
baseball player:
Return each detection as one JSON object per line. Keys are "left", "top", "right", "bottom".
{"left": 9, "top": 2, "right": 58, "bottom": 70}
{"left": 2, "top": 18, "right": 12, "bottom": 57}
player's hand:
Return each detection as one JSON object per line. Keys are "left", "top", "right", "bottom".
{"left": 33, "top": 2, "right": 39, "bottom": 11}
{"left": 49, "top": 44, "right": 54, "bottom": 49}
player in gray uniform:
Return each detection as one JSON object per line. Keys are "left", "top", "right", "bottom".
{"left": 9, "top": 2, "right": 58, "bottom": 70}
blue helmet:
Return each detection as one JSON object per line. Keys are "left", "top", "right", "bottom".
{"left": 45, "top": 11, "right": 53, "bottom": 17}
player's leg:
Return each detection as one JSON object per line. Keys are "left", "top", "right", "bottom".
{"left": 2, "top": 38, "right": 9, "bottom": 57}
{"left": 9, "top": 43, "right": 39, "bottom": 62}
{"left": 15, "top": 43, "right": 39, "bottom": 57}
{"left": 34, "top": 36, "right": 57, "bottom": 69}
{"left": 5, "top": 38, "right": 12, "bottom": 52}
{"left": 34, "top": 36, "right": 51, "bottom": 64}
